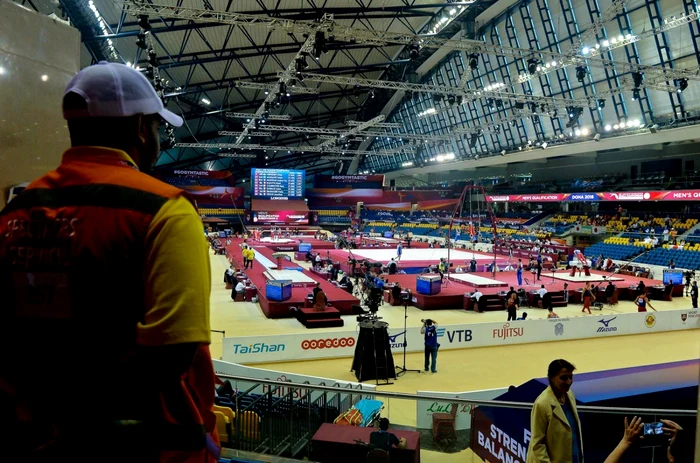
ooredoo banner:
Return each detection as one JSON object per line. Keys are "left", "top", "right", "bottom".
{"left": 221, "top": 309, "right": 699, "bottom": 364}
{"left": 485, "top": 190, "right": 700, "bottom": 203}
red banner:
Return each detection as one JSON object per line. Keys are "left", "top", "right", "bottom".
{"left": 161, "top": 169, "right": 234, "bottom": 180}
{"left": 486, "top": 189, "right": 700, "bottom": 203}
{"left": 313, "top": 174, "right": 385, "bottom": 189}
{"left": 306, "top": 188, "right": 452, "bottom": 207}
{"left": 184, "top": 186, "right": 244, "bottom": 207}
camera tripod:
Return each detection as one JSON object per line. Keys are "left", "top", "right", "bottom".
{"left": 395, "top": 298, "right": 421, "bottom": 377}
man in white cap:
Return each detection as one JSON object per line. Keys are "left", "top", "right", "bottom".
{"left": 0, "top": 62, "right": 218, "bottom": 461}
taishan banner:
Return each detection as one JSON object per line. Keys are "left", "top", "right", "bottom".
{"left": 485, "top": 190, "right": 700, "bottom": 203}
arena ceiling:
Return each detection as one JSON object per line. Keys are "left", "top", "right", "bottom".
{"left": 17, "top": 0, "right": 700, "bottom": 182}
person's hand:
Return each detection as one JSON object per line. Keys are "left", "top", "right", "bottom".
{"left": 622, "top": 417, "right": 644, "bottom": 445}
{"left": 660, "top": 419, "right": 682, "bottom": 438}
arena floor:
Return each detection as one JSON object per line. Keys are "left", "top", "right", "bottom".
{"left": 208, "top": 250, "right": 700, "bottom": 463}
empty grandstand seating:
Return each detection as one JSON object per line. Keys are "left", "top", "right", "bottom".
{"left": 584, "top": 237, "right": 645, "bottom": 261}
{"left": 635, "top": 246, "right": 700, "bottom": 270}
{"left": 314, "top": 209, "right": 352, "bottom": 224}
{"left": 199, "top": 207, "right": 244, "bottom": 217}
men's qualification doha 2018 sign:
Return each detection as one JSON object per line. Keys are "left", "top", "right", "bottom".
{"left": 485, "top": 189, "right": 700, "bottom": 203}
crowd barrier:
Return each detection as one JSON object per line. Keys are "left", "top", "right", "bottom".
{"left": 221, "top": 309, "right": 700, "bottom": 364}
{"left": 213, "top": 359, "right": 374, "bottom": 401}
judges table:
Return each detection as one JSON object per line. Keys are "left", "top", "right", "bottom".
{"left": 311, "top": 423, "right": 420, "bottom": 463}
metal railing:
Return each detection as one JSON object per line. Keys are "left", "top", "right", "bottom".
{"left": 215, "top": 373, "right": 697, "bottom": 462}
{"left": 217, "top": 373, "right": 696, "bottom": 416}
{"left": 218, "top": 374, "right": 364, "bottom": 458}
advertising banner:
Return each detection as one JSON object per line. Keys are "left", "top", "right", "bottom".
{"left": 160, "top": 169, "right": 234, "bottom": 181}
{"left": 486, "top": 189, "right": 700, "bottom": 203}
{"left": 251, "top": 211, "right": 310, "bottom": 225}
{"left": 572, "top": 225, "right": 606, "bottom": 235}
{"left": 306, "top": 189, "right": 453, "bottom": 208}
{"left": 472, "top": 405, "right": 531, "bottom": 463}
{"left": 415, "top": 388, "right": 507, "bottom": 431}
{"left": 183, "top": 186, "right": 244, "bottom": 207}
{"left": 222, "top": 309, "right": 699, "bottom": 365}
{"left": 313, "top": 174, "right": 385, "bottom": 189}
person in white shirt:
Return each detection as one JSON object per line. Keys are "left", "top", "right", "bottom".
{"left": 537, "top": 285, "right": 548, "bottom": 299}
{"left": 472, "top": 290, "right": 483, "bottom": 301}
{"left": 233, "top": 280, "right": 246, "bottom": 300}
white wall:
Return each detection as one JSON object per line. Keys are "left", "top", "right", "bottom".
{"left": 0, "top": 1, "right": 80, "bottom": 207}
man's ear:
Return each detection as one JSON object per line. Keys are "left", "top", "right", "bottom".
{"left": 135, "top": 114, "right": 148, "bottom": 144}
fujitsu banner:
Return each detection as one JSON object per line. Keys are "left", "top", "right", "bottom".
{"left": 485, "top": 190, "right": 700, "bottom": 202}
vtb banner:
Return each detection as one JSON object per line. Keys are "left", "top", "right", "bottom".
{"left": 486, "top": 190, "right": 700, "bottom": 203}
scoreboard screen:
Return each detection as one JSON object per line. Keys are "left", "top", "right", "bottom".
{"left": 251, "top": 168, "right": 305, "bottom": 199}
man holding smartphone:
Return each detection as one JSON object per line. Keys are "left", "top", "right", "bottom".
{"left": 421, "top": 319, "right": 439, "bottom": 373}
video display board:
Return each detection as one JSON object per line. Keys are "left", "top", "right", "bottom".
{"left": 252, "top": 211, "right": 310, "bottom": 225}
{"left": 251, "top": 168, "right": 305, "bottom": 200}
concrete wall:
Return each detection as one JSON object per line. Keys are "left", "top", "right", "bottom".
{"left": 0, "top": 1, "right": 80, "bottom": 207}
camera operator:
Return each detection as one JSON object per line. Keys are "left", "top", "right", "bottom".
{"left": 691, "top": 280, "right": 698, "bottom": 308}
{"left": 421, "top": 319, "right": 439, "bottom": 373}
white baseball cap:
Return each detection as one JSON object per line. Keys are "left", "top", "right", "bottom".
{"left": 63, "top": 61, "right": 183, "bottom": 127}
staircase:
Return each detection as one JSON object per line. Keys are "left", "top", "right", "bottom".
{"left": 215, "top": 377, "right": 362, "bottom": 459}
{"left": 679, "top": 221, "right": 700, "bottom": 241}
{"left": 296, "top": 307, "right": 344, "bottom": 328}
{"left": 523, "top": 209, "right": 555, "bottom": 228}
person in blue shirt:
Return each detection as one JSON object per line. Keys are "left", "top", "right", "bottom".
{"left": 421, "top": 319, "right": 439, "bottom": 373}
{"left": 396, "top": 242, "right": 403, "bottom": 262}
{"left": 374, "top": 277, "right": 385, "bottom": 290}
{"left": 516, "top": 259, "right": 523, "bottom": 285}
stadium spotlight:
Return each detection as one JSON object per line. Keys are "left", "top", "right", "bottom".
{"left": 527, "top": 58, "right": 538, "bottom": 74}
{"left": 632, "top": 89, "right": 640, "bottom": 101}
{"left": 597, "top": 99, "right": 605, "bottom": 109}
{"left": 469, "top": 133, "right": 479, "bottom": 148}
{"left": 632, "top": 72, "right": 643, "bottom": 88}
{"left": 649, "top": 124, "right": 660, "bottom": 133}
{"left": 677, "top": 78, "right": 688, "bottom": 93}
{"left": 575, "top": 66, "right": 587, "bottom": 82}
{"left": 409, "top": 42, "right": 420, "bottom": 60}
{"left": 468, "top": 53, "right": 479, "bottom": 70}
{"left": 500, "top": 150, "right": 506, "bottom": 156}
{"left": 137, "top": 15, "right": 151, "bottom": 32}
{"left": 135, "top": 32, "right": 147, "bottom": 50}
{"left": 593, "top": 133, "right": 601, "bottom": 141}
{"left": 541, "top": 142, "right": 548, "bottom": 149}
